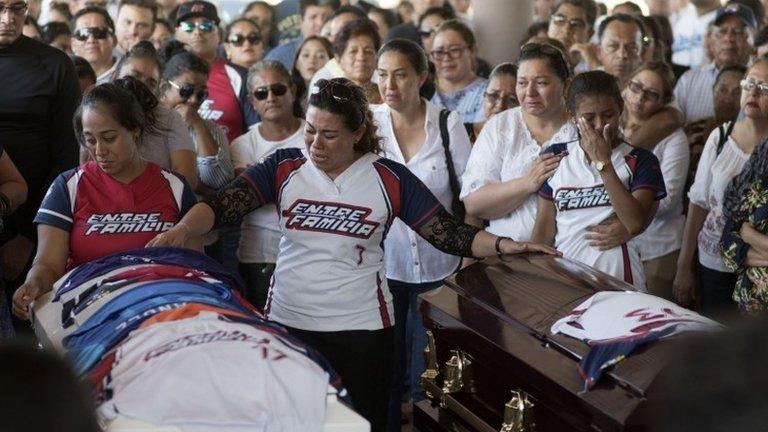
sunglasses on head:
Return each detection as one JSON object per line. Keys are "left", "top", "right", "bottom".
{"left": 178, "top": 20, "right": 216, "bottom": 33}
{"left": 311, "top": 79, "right": 365, "bottom": 128}
{"left": 228, "top": 32, "right": 261, "bottom": 47}
{"left": 73, "top": 27, "right": 112, "bottom": 41}
{"left": 168, "top": 80, "right": 208, "bottom": 101}
{"left": 253, "top": 83, "right": 288, "bottom": 100}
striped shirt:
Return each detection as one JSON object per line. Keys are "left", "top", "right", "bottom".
{"left": 673, "top": 62, "right": 718, "bottom": 124}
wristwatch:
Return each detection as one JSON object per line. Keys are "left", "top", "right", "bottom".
{"left": 595, "top": 160, "right": 611, "bottom": 172}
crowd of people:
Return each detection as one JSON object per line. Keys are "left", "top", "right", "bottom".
{"left": 2, "top": 0, "right": 768, "bottom": 430}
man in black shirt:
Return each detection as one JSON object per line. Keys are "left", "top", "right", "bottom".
{"left": 0, "top": 0, "right": 80, "bottom": 301}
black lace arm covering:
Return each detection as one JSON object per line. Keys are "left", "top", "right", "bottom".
{"left": 203, "top": 176, "right": 263, "bottom": 228}
{"left": 415, "top": 208, "right": 481, "bottom": 257}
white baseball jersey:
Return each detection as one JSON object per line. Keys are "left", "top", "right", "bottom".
{"left": 240, "top": 148, "right": 443, "bottom": 331}
{"left": 98, "top": 311, "right": 330, "bottom": 432}
{"left": 551, "top": 291, "right": 722, "bottom": 343}
{"left": 539, "top": 141, "right": 666, "bottom": 290}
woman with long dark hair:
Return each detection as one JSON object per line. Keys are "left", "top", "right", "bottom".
{"left": 146, "top": 77, "right": 558, "bottom": 432}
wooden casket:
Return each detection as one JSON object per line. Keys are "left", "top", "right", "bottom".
{"left": 415, "top": 254, "right": 674, "bottom": 432}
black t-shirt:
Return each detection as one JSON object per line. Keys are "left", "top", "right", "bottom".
{"left": 0, "top": 35, "right": 80, "bottom": 240}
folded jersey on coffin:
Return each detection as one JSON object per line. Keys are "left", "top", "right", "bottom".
{"left": 551, "top": 291, "right": 723, "bottom": 390}
{"left": 98, "top": 311, "right": 331, "bottom": 432}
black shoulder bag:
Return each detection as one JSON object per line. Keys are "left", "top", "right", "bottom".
{"left": 439, "top": 109, "right": 466, "bottom": 220}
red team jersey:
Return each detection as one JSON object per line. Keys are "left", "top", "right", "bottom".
{"left": 35, "top": 162, "right": 196, "bottom": 269}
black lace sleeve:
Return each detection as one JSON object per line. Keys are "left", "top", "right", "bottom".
{"left": 203, "top": 176, "right": 263, "bottom": 228}
{"left": 415, "top": 208, "right": 481, "bottom": 257}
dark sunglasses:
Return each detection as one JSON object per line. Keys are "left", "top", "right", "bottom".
{"left": 228, "top": 32, "right": 261, "bottom": 47}
{"left": 73, "top": 27, "right": 112, "bottom": 41}
{"left": 168, "top": 80, "right": 208, "bottom": 101}
{"left": 178, "top": 20, "right": 216, "bottom": 33}
{"left": 313, "top": 79, "right": 354, "bottom": 103}
{"left": 253, "top": 83, "right": 288, "bottom": 100}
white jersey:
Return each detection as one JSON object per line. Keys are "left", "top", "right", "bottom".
{"left": 239, "top": 148, "right": 444, "bottom": 331}
{"left": 99, "top": 311, "right": 330, "bottom": 432}
{"left": 539, "top": 141, "right": 667, "bottom": 290}
{"left": 230, "top": 121, "right": 306, "bottom": 264}
{"left": 551, "top": 291, "right": 722, "bottom": 343}
{"left": 670, "top": 4, "right": 717, "bottom": 68}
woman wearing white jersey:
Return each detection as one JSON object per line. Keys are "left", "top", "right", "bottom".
{"left": 532, "top": 70, "right": 667, "bottom": 290}
{"left": 622, "top": 62, "right": 689, "bottom": 299}
{"left": 674, "top": 57, "right": 768, "bottom": 316}
{"left": 372, "top": 39, "right": 473, "bottom": 431}
{"left": 147, "top": 77, "right": 559, "bottom": 432}
{"left": 461, "top": 42, "right": 577, "bottom": 241}
{"left": 230, "top": 60, "right": 305, "bottom": 310}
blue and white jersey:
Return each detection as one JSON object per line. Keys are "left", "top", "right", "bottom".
{"left": 539, "top": 141, "right": 666, "bottom": 290}
{"left": 240, "top": 148, "right": 444, "bottom": 331}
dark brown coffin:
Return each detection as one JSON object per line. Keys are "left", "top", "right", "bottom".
{"left": 416, "top": 254, "right": 673, "bottom": 432}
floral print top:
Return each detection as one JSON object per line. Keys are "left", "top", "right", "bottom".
{"left": 722, "top": 180, "right": 768, "bottom": 313}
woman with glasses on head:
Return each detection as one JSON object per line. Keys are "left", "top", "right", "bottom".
{"left": 146, "top": 76, "right": 559, "bottom": 432}
{"left": 291, "top": 36, "right": 333, "bottom": 110}
{"left": 429, "top": 19, "right": 487, "bottom": 124}
{"left": 471, "top": 62, "right": 519, "bottom": 141}
{"left": 674, "top": 58, "right": 768, "bottom": 317}
{"left": 113, "top": 41, "right": 199, "bottom": 190}
{"left": 461, "top": 42, "right": 576, "bottom": 243}
{"left": 229, "top": 60, "right": 304, "bottom": 310}
{"left": 224, "top": 18, "right": 265, "bottom": 71}
{"left": 372, "top": 39, "right": 473, "bottom": 431}
{"left": 532, "top": 70, "right": 666, "bottom": 290}
{"left": 12, "top": 77, "right": 199, "bottom": 321}
{"left": 618, "top": 62, "right": 688, "bottom": 299}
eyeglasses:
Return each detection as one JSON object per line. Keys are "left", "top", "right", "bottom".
{"left": 228, "top": 32, "right": 261, "bottom": 46}
{"left": 485, "top": 91, "right": 518, "bottom": 106}
{"left": 714, "top": 26, "right": 748, "bottom": 39}
{"left": 550, "top": 14, "right": 586, "bottom": 30}
{"left": 168, "top": 80, "right": 208, "bottom": 101}
{"left": 0, "top": 1, "right": 27, "bottom": 15}
{"left": 73, "top": 27, "right": 112, "bottom": 41}
{"left": 627, "top": 80, "right": 662, "bottom": 102}
{"left": 253, "top": 83, "right": 288, "bottom": 100}
{"left": 430, "top": 45, "right": 468, "bottom": 61}
{"left": 178, "top": 20, "right": 216, "bottom": 33}
{"left": 740, "top": 78, "right": 768, "bottom": 96}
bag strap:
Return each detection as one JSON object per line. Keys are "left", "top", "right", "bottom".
{"left": 716, "top": 121, "right": 735, "bottom": 156}
{"left": 439, "top": 109, "right": 465, "bottom": 219}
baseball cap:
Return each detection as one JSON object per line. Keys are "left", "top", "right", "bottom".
{"left": 715, "top": 3, "right": 758, "bottom": 29}
{"left": 175, "top": 1, "right": 220, "bottom": 26}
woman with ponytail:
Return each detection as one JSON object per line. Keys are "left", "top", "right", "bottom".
{"left": 12, "top": 77, "right": 200, "bottom": 320}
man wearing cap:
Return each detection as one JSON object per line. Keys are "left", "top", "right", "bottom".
{"left": 674, "top": 3, "right": 757, "bottom": 125}
{"left": 174, "top": 0, "right": 258, "bottom": 144}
